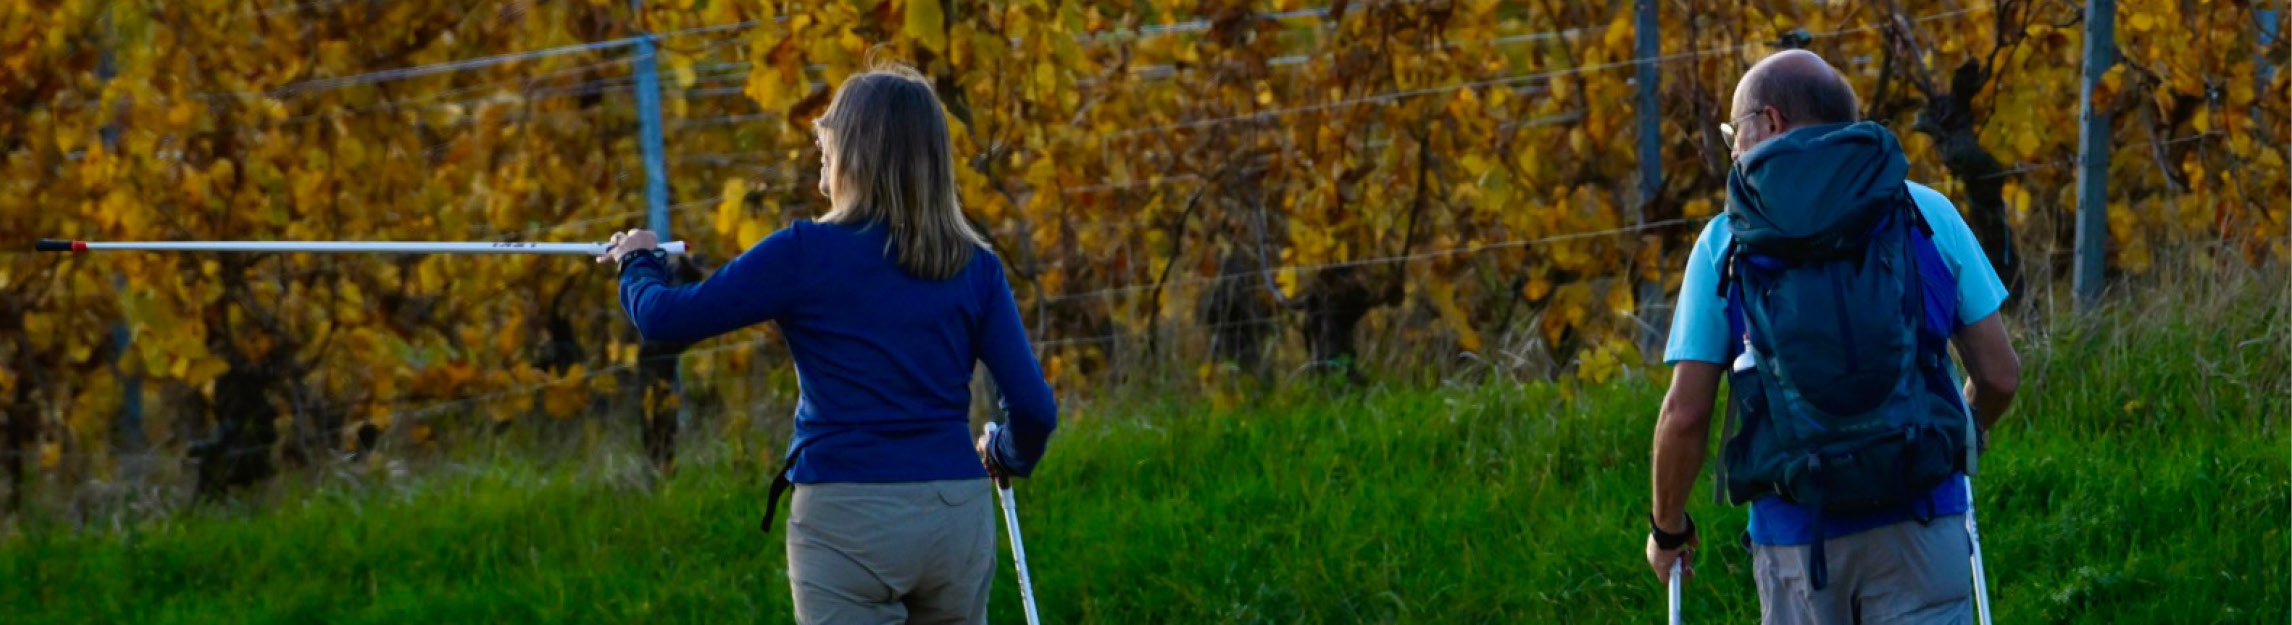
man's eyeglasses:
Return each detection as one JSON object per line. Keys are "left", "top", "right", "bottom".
{"left": 1718, "top": 108, "right": 1775, "bottom": 146}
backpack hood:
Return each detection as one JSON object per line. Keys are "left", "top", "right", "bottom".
{"left": 1725, "top": 122, "right": 1910, "bottom": 256}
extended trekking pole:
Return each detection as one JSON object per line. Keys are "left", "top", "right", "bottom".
{"left": 1667, "top": 560, "right": 1684, "bottom": 625}
{"left": 34, "top": 239, "right": 690, "bottom": 256}
{"left": 1961, "top": 389, "right": 1995, "bottom": 625}
{"left": 1965, "top": 474, "right": 1994, "bottom": 625}
{"left": 984, "top": 422, "right": 1042, "bottom": 625}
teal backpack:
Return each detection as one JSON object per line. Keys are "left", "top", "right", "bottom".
{"left": 1715, "top": 122, "right": 1974, "bottom": 588}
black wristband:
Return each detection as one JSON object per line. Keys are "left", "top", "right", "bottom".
{"left": 1651, "top": 513, "right": 1696, "bottom": 550}
{"left": 616, "top": 248, "right": 669, "bottom": 277}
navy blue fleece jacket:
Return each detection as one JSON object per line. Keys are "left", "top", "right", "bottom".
{"left": 617, "top": 220, "right": 1056, "bottom": 482}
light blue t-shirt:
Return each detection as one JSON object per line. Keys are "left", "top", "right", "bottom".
{"left": 1664, "top": 181, "right": 2009, "bottom": 545}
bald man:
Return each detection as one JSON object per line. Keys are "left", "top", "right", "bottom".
{"left": 1644, "top": 50, "right": 2022, "bottom": 624}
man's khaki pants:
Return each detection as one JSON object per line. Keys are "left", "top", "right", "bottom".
{"left": 1753, "top": 516, "right": 1976, "bottom": 625}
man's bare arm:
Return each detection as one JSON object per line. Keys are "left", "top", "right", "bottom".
{"left": 1952, "top": 314, "right": 2021, "bottom": 430}
{"left": 1652, "top": 361, "right": 1725, "bottom": 531}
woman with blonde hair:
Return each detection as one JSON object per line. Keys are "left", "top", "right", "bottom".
{"left": 601, "top": 65, "right": 1057, "bottom": 624}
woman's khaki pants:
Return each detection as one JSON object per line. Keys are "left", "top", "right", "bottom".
{"left": 786, "top": 480, "right": 997, "bottom": 625}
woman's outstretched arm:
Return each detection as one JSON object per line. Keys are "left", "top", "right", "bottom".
{"left": 619, "top": 228, "right": 805, "bottom": 345}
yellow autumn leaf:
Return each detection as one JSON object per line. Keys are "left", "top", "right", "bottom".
{"left": 1605, "top": 282, "right": 1636, "bottom": 318}
{"left": 2228, "top": 80, "right": 2256, "bottom": 107}
{"left": 905, "top": 0, "right": 947, "bottom": 53}
{"left": 184, "top": 357, "right": 229, "bottom": 386}
{"left": 715, "top": 178, "right": 748, "bottom": 235}
{"left": 669, "top": 53, "right": 697, "bottom": 89}
{"left": 1579, "top": 343, "right": 1621, "bottom": 384}
{"left": 1427, "top": 281, "right": 1484, "bottom": 353}
{"left": 2013, "top": 128, "right": 2041, "bottom": 161}
{"left": 166, "top": 101, "right": 196, "bottom": 126}
{"left": 417, "top": 262, "right": 445, "bottom": 293}
{"left": 23, "top": 312, "right": 55, "bottom": 350}
{"left": 1524, "top": 275, "right": 1553, "bottom": 301}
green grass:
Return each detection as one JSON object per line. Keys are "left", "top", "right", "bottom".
{"left": 3, "top": 279, "right": 2285, "bottom": 624}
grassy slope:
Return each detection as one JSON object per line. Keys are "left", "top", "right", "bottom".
{"left": 3, "top": 283, "right": 2285, "bottom": 624}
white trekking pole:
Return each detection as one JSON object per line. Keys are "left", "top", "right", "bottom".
{"left": 1667, "top": 559, "right": 1684, "bottom": 625}
{"left": 36, "top": 238, "right": 690, "bottom": 256}
{"left": 984, "top": 422, "right": 1042, "bottom": 625}
{"left": 1965, "top": 474, "right": 1994, "bottom": 625}
{"left": 1962, "top": 393, "right": 1994, "bottom": 625}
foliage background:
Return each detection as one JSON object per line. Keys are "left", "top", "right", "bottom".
{"left": 0, "top": 0, "right": 2283, "bottom": 514}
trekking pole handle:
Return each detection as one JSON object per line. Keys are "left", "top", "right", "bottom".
{"left": 984, "top": 421, "right": 1005, "bottom": 487}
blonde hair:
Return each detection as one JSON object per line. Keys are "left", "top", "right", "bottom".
{"left": 813, "top": 65, "right": 986, "bottom": 280}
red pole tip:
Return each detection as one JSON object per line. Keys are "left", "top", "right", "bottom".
{"left": 72, "top": 241, "right": 86, "bottom": 252}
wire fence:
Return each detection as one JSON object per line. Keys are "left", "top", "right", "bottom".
{"left": 1106, "top": 4, "right": 1995, "bottom": 141}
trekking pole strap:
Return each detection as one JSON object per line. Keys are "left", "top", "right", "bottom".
{"left": 1651, "top": 513, "right": 1698, "bottom": 550}
{"left": 758, "top": 440, "right": 817, "bottom": 534}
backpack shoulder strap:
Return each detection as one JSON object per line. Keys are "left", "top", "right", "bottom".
{"left": 1897, "top": 188, "right": 1985, "bottom": 475}
{"left": 1904, "top": 189, "right": 1936, "bottom": 238}
{"left": 1900, "top": 194, "right": 1958, "bottom": 338}
{"left": 1714, "top": 239, "right": 1749, "bottom": 361}
{"left": 1713, "top": 239, "right": 1747, "bottom": 506}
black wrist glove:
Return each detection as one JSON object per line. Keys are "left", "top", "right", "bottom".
{"left": 617, "top": 248, "right": 670, "bottom": 277}
{"left": 1651, "top": 513, "right": 1697, "bottom": 550}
